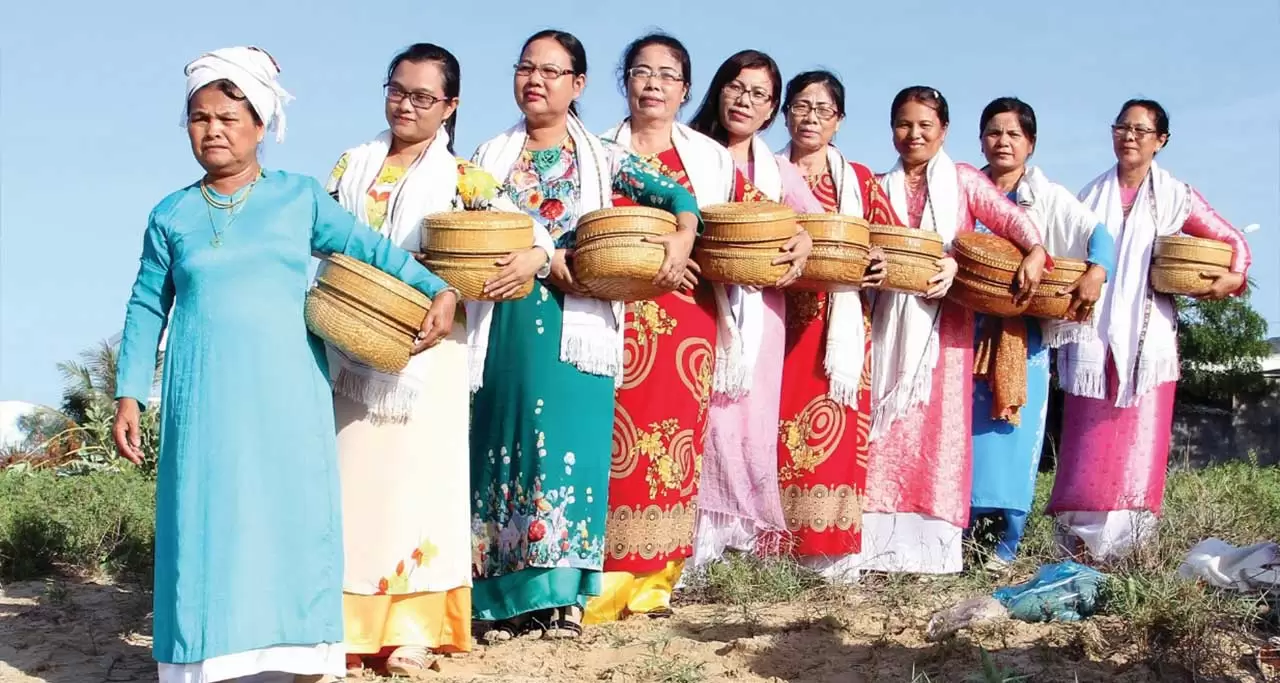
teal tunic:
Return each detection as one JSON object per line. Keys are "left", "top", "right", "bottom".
{"left": 469, "top": 142, "right": 697, "bottom": 621}
{"left": 115, "top": 171, "right": 446, "bottom": 664}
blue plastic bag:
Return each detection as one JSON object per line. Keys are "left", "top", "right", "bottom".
{"left": 992, "top": 561, "right": 1106, "bottom": 622}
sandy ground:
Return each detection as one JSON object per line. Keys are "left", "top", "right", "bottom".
{"left": 0, "top": 577, "right": 1266, "bottom": 683}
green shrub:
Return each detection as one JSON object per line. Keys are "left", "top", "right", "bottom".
{"left": 0, "top": 469, "right": 156, "bottom": 580}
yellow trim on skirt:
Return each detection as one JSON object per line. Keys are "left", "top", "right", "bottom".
{"left": 584, "top": 560, "right": 684, "bottom": 624}
{"left": 343, "top": 587, "right": 471, "bottom": 654}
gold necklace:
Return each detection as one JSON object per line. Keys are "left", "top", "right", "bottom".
{"left": 201, "top": 174, "right": 261, "bottom": 247}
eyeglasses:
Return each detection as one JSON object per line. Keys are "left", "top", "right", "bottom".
{"left": 627, "top": 66, "right": 684, "bottom": 84}
{"left": 514, "top": 62, "right": 576, "bottom": 80}
{"left": 724, "top": 81, "right": 771, "bottom": 106}
{"left": 384, "top": 84, "right": 447, "bottom": 110}
{"left": 1111, "top": 123, "right": 1159, "bottom": 139}
{"left": 788, "top": 101, "right": 839, "bottom": 121}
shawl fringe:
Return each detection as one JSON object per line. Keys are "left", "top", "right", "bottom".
{"left": 333, "top": 366, "right": 417, "bottom": 424}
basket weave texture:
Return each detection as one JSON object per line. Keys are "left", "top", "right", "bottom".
{"left": 869, "top": 225, "right": 944, "bottom": 295}
{"left": 792, "top": 214, "right": 871, "bottom": 291}
{"left": 304, "top": 266, "right": 423, "bottom": 375}
{"left": 421, "top": 211, "right": 536, "bottom": 300}
{"left": 1026, "top": 256, "right": 1088, "bottom": 320}
{"left": 949, "top": 233, "right": 1027, "bottom": 317}
{"left": 573, "top": 207, "right": 678, "bottom": 301}
{"left": 1150, "top": 234, "right": 1234, "bottom": 296}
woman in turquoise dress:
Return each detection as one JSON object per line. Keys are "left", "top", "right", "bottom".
{"left": 969, "top": 97, "right": 1115, "bottom": 568}
{"left": 467, "top": 30, "right": 702, "bottom": 642}
{"left": 111, "top": 47, "right": 457, "bottom": 683}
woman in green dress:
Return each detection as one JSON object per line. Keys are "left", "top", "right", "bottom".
{"left": 467, "top": 29, "right": 702, "bottom": 642}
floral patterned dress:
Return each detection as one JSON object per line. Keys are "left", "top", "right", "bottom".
{"left": 777, "top": 162, "right": 898, "bottom": 573}
{"left": 586, "top": 147, "right": 762, "bottom": 623}
{"left": 470, "top": 139, "right": 699, "bottom": 623}
{"left": 326, "top": 155, "right": 504, "bottom": 655}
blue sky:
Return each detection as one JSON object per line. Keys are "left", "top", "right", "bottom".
{"left": 2, "top": 0, "right": 1277, "bottom": 406}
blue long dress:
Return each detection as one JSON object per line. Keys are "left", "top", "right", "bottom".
{"left": 115, "top": 171, "right": 447, "bottom": 672}
{"left": 970, "top": 191, "right": 1114, "bottom": 563}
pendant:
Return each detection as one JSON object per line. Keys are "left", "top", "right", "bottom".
{"left": 211, "top": 235, "right": 223, "bottom": 248}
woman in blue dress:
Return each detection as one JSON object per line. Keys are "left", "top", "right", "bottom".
{"left": 969, "top": 97, "right": 1116, "bottom": 569}
{"left": 111, "top": 46, "right": 458, "bottom": 683}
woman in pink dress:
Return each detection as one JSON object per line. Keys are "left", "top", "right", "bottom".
{"left": 863, "top": 86, "right": 1048, "bottom": 574}
{"left": 684, "top": 49, "right": 819, "bottom": 568}
{"left": 1048, "top": 99, "right": 1252, "bottom": 561}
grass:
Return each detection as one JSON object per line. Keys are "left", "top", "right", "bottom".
{"left": 3, "top": 461, "right": 1279, "bottom": 679}
{"left": 0, "top": 468, "right": 155, "bottom": 580}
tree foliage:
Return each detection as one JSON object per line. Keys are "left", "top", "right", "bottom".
{"left": 1176, "top": 282, "right": 1273, "bottom": 405}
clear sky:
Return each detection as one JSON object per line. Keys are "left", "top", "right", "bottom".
{"left": 1, "top": 0, "right": 1277, "bottom": 406}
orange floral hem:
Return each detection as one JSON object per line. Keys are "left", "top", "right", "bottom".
{"left": 343, "top": 588, "right": 471, "bottom": 654}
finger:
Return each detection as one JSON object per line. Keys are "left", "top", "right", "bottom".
{"left": 680, "top": 270, "right": 698, "bottom": 290}
{"left": 1062, "top": 278, "right": 1081, "bottom": 294}
{"left": 928, "top": 272, "right": 946, "bottom": 285}
{"left": 686, "top": 259, "right": 702, "bottom": 275}
{"left": 496, "top": 253, "right": 518, "bottom": 266}
{"left": 771, "top": 252, "right": 798, "bottom": 266}
{"left": 782, "top": 233, "right": 802, "bottom": 251}
{"left": 123, "top": 424, "right": 144, "bottom": 465}
{"left": 653, "top": 258, "right": 675, "bottom": 286}
{"left": 643, "top": 234, "right": 670, "bottom": 244}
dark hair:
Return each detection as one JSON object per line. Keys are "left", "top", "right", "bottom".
{"left": 618, "top": 32, "right": 692, "bottom": 105}
{"left": 1117, "top": 98, "right": 1171, "bottom": 139}
{"left": 688, "top": 50, "right": 782, "bottom": 144}
{"left": 188, "top": 79, "right": 264, "bottom": 126}
{"left": 782, "top": 70, "right": 847, "bottom": 120}
{"left": 520, "top": 29, "right": 588, "bottom": 117}
{"left": 891, "top": 85, "right": 949, "bottom": 127}
{"left": 979, "top": 97, "right": 1037, "bottom": 145}
{"left": 386, "top": 43, "right": 462, "bottom": 153}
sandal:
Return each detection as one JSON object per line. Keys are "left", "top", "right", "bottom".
{"left": 544, "top": 606, "right": 584, "bottom": 640}
{"left": 480, "top": 620, "right": 517, "bottom": 644}
{"left": 644, "top": 606, "right": 674, "bottom": 619}
{"left": 386, "top": 645, "right": 434, "bottom": 676}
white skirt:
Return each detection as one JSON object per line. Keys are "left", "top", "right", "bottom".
{"left": 158, "top": 643, "right": 344, "bottom": 683}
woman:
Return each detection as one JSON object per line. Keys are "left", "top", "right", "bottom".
{"left": 775, "top": 71, "right": 896, "bottom": 583}
{"left": 111, "top": 46, "right": 457, "bottom": 683}
{"left": 684, "top": 49, "right": 817, "bottom": 568}
{"left": 467, "top": 29, "right": 702, "bottom": 642}
{"left": 325, "top": 44, "right": 531, "bottom": 674}
{"left": 969, "top": 97, "right": 1116, "bottom": 569}
{"left": 1047, "top": 99, "right": 1251, "bottom": 561}
{"left": 861, "top": 86, "right": 1048, "bottom": 575}
{"left": 587, "top": 33, "right": 807, "bottom": 623}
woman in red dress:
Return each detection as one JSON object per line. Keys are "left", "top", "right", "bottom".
{"left": 585, "top": 33, "right": 805, "bottom": 622}
{"left": 776, "top": 71, "right": 896, "bottom": 582}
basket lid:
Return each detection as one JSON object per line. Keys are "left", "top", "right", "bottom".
{"left": 323, "top": 254, "right": 432, "bottom": 308}
{"left": 422, "top": 210, "right": 534, "bottom": 231}
{"left": 1155, "top": 234, "right": 1234, "bottom": 254}
{"left": 1040, "top": 255, "right": 1089, "bottom": 284}
{"left": 953, "top": 233, "right": 1024, "bottom": 272}
{"left": 868, "top": 224, "right": 944, "bottom": 244}
{"left": 580, "top": 206, "right": 679, "bottom": 225}
{"left": 796, "top": 213, "right": 870, "bottom": 229}
{"left": 700, "top": 201, "right": 796, "bottom": 224}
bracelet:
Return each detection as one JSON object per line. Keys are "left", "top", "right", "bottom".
{"left": 437, "top": 286, "right": 462, "bottom": 300}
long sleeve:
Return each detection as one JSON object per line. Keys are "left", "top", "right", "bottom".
{"left": 611, "top": 153, "right": 702, "bottom": 225}
{"left": 1182, "top": 187, "right": 1252, "bottom": 275}
{"left": 1085, "top": 223, "right": 1116, "bottom": 279}
{"left": 308, "top": 178, "right": 448, "bottom": 298}
{"left": 116, "top": 209, "right": 174, "bottom": 404}
{"left": 958, "top": 163, "right": 1045, "bottom": 254}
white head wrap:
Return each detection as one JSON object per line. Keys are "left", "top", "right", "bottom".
{"left": 183, "top": 46, "right": 294, "bottom": 142}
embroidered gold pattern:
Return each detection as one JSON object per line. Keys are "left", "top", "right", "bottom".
{"left": 780, "top": 484, "right": 865, "bottom": 534}
{"left": 606, "top": 501, "right": 696, "bottom": 561}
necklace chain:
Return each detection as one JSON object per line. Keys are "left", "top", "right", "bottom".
{"left": 201, "top": 173, "right": 262, "bottom": 247}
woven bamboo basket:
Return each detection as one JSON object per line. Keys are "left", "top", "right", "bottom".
{"left": 423, "top": 254, "right": 534, "bottom": 301}
{"left": 315, "top": 254, "right": 431, "bottom": 333}
{"left": 422, "top": 211, "right": 535, "bottom": 256}
{"left": 1151, "top": 262, "right": 1228, "bottom": 297}
{"left": 1025, "top": 256, "right": 1089, "bottom": 320}
{"left": 576, "top": 206, "right": 677, "bottom": 242}
{"left": 573, "top": 236, "right": 669, "bottom": 302}
{"left": 1153, "top": 235, "right": 1234, "bottom": 269}
{"left": 305, "top": 288, "right": 413, "bottom": 373}
{"left": 948, "top": 233, "right": 1027, "bottom": 317}
{"left": 699, "top": 201, "right": 798, "bottom": 244}
{"left": 869, "top": 225, "right": 945, "bottom": 295}
{"left": 696, "top": 244, "right": 790, "bottom": 287}
{"left": 791, "top": 213, "right": 871, "bottom": 292}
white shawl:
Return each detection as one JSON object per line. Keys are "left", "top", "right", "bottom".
{"left": 1060, "top": 161, "right": 1190, "bottom": 406}
{"left": 871, "top": 149, "right": 960, "bottom": 438}
{"left": 323, "top": 129, "right": 458, "bottom": 422}
{"left": 470, "top": 115, "right": 624, "bottom": 391}
{"left": 602, "top": 119, "right": 756, "bottom": 397}
{"left": 1015, "top": 165, "right": 1104, "bottom": 348}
